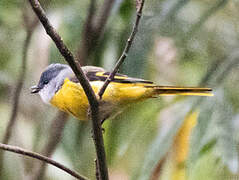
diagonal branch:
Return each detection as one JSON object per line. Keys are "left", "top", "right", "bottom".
{"left": 0, "top": 143, "right": 87, "bottom": 180}
{"left": 2, "top": 33, "right": 30, "bottom": 145}
{"left": 2, "top": 18, "right": 38, "bottom": 145}
{"left": 76, "top": 0, "right": 115, "bottom": 65}
{"left": 92, "top": 0, "right": 114, "bottom": 37}
{"left": 76, "top": 0, "right": 96, "bottom": 65}
{"left": 98, "top": 0, "right": 145, "bottom": 98}
{"left": 0, "top": 9, "right": 38, "bottom": 176}
{"left": 28, "top": 0, "right": 109, "bottom": 179}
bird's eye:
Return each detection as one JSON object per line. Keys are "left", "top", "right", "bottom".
{"left": 43, "top": 80, "right": 49, "bottom": 84}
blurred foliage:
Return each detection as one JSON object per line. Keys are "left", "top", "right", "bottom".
{"left": 0, "top": 0, "right": 239, "bottom": 180}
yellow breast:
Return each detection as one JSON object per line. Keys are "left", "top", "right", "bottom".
{"left": 50, "top": 78, "right": 152, "bottom": 120}
{"left": 50, "top": 78, "right": 93, "bottom": 120}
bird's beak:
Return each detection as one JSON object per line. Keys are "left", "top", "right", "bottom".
{"left": 31, "top": 85, "right": 40, "bottom": 94}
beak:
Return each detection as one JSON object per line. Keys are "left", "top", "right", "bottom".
{"left": 31, "top": 85, "right": 40, "bottom": 94}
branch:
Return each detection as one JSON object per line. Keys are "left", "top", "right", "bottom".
{"left": 0, "top": 143, "right": 87, "bottom": 180}
{"left": 98, "top": 0, "right": 145, "bottom": 98}
{"left": 2, "top": 18, "right": 38, "bottom": 145}
{"left": 76, "top": 0, "right": 96, "bottom": 65}
{"left": 93, "top": 0, "right": 114, "bottom": 37}
{"left": 28, "top": 0, "right": 109, "bottom": 179}
{"left": 76, "top": 0, "right": 115, "bottom": 64}
{"left": 30, "top": 111, "right": 68, "bottom": 180}
{"left": 2, "top": 33, "right": 29, "bottom": 144}
{"left": 0, "top": 9, "right": 38, "bottom": 176}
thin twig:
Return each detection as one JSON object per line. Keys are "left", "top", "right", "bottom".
{"left": 98, "top": 0, "right": 145, "bottom": 98}
{"left": 28, "top": 0, "right": 109, "bottom": 179}
{"left": 30, "top": 111, "right": 68, "bottom": 180}
{"left": 0, "top": 143, "right": 87, "bottom": 180}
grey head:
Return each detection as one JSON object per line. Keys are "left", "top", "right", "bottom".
{"left": 31, "top": 63, "right": 73, "bottom": 104}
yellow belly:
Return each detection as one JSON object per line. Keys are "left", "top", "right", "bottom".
{"left": 50, "top": 78, "right": 151, "bottom": 120}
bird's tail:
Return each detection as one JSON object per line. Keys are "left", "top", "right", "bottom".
{"left": 149, "top": 86, "right": 213, "bottom": 97}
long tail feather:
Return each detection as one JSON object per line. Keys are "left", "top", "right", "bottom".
{"left": 151, "top": 86, "right": 213, "bottom": 96}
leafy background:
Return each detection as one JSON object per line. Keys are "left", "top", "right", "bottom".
{"left": 0, "top": 0, "right": 239, "bottom": 179}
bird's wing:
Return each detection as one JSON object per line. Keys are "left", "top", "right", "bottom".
{"left": 70, "top": 66, "right": 153, "bottom": 84}
{"left": 87, "top": 71, "right": 154, "bottom": 84}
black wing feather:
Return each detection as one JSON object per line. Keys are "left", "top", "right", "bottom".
{"left": 70, "top": 71, "right": 153, "bottom": 84}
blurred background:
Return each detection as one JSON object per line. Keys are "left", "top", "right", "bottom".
{"left": 0, "top": 0, "right": 239, "bottom": 179}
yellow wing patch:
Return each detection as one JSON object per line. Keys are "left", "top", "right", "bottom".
{"left": 95, "top": 72, "right": 127, "bottom": 80}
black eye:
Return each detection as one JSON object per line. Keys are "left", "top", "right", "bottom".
{"left": 43, "top": 80, "right": 49, "bottom": 84}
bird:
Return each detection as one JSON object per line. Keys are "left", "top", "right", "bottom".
{"left": 31, "top": 63, "right": 213, "bottom": 121}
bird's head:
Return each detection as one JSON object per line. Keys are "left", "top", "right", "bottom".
{"left": 31, "top": 63, "right": 73, "bottom": 104}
